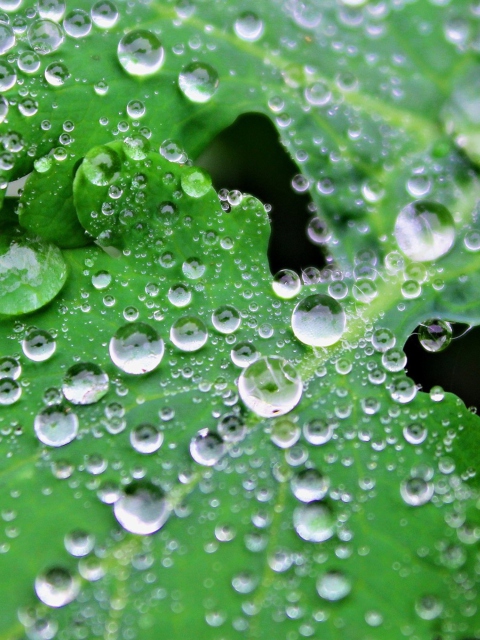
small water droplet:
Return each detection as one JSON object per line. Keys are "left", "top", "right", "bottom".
{"left": 0, "top": 356, "right": 21, "bottom": 380}
{"left": 118, "top": 29, "right": 164, "bottom": 76}
{"left": 0, "top": 378, "right": 21, "bottom": 405}
{"left": 291, "top": 468, "right": 329, "bottom": 502}
{"left": 212, "top": 305, "right": 241, "bottom": 334}
{"left": 178, "top": 62, "right": 219, "bottom": 103}
{"left": 234, "top": 11, "right": 264, "bottom": 41}
{"left": 34, "top": 405, "right": 78, "bottom": 447}
{"left": 190, "top": 428, "right": 225, "bottom": 466}
{"left": 28, "top": 19, "right": 64, "bottom": 54}
{"left": 170, "top": 316, "right": 208, "bottom": 352}
{"left": 83, "top": 145, "right": 121, "bottom": 186}
{"left": 130, "top": 423, "right": 164, "bottom": 454}
{"left": 113, "top": 483, "right": 169, "bottom": 535}
{"left": 44, "top": 61, "right": 70, "bottom": 86}
{"left": 181, "top": 166, "right": 212, "bottom": 197}
{"left": 64, "top": 530, "right": 95, "bottom": 557}
{"left": 316, "top": 571, "right": 351, "bottom": 601}
{"left": 230, "top": 341, "right": 258, "bottom": 368}
{"left": 38, "top": 0, "right": 66, "bottom": 22}
{"left": 109, "top": 322, "right": 164, "bottom": 374}
{"left": 91, "top": 0, "right": 118, "bottom": 28}
{"left": 400, "top": 477, "right": 434, "bottom": 506}
{"left": 303, "top": 418, "right": 333, "bottom": 445}
{"left": 63, "top": 8, "right": 91, "bottom": 37}
{"left": 22, "top": 329, "right": 56, "bottom": 362}
{"left": 293, "top": 502, "right": 334, "bottom": 542}
{"left": 403, "top": 423, "right": 428, "bottom": 445}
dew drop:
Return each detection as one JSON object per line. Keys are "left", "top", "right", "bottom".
{"left": 394, "top": 200, "right": 455, "bottom": 262}
{"left": 34, "top": 405, "right": 78, "bottom": 447}
{"left": 0, "top": 22, "right": 15, "bottom": 55}
{"left": 0, "top": 61, "right": 16, "bottom": 91}
{"left": 117, "top": 29, "right": 164, "bottom": 76}
{"left": 190, "top": 428, "right": 225, "bottom": 466}
{"left": 418, "top": 319, "right": 452, "bottom": 352}
{"left": 400, "top": 477, "right": 434, "bottom": 506}
{"left": 22, "top": 329, "right": 56, "bottom": 362}
{"left": 415, "top": 595, "right": 443, "bottom": 620}
{"left": 0, "top": 356, "right": 21, "bottom": 380}
{"left": 230, "top": 341, "right": 258, "bottom": 367}
{"left": 28, "top": 19, "right": 64, "bottom": 54}
{"left": 130, "top": 423, "right": 164, "bottom": 454}
{"left": 91, "top": 270, "right": 111, "bottom": 290}
{"left": 291, "top": 294, "right": 346, "bottom": 348}
{"left": 91, "top": 0, "right": 118, "bottom": 28}
{"left": 371, "top": 327, "right": 395, "bottom": 352}
{"left": 178, "top": 62, "right": 219, "bottom": 103}
{"left": 212, "top": 305, "right": 241, "bottom": 334}
{"left": 181, "top": 166, "right": 212, "bottom": 197}
{"left": 303, "top": 418, "right": 333, "bottom": 445}
{"left": 44, "top": 61, "right": 70, "bottom": 86}
{"left": 35, "top": 568, "right": 79, "bottom": 608}
{"left": 0, "top": 378, "right": 21, "bottom": 405}
{"left": 182, "top": 257, "right": 205, "bottom": 279}
{"left": 238, "top": 356, "right": 302, "bottom": 418}
{"left": 64, "top": 530, "right": 95, "bottom": 557}
{"left": 316, "top": 571, "right": 351, "bottom": 601}
{"left": 113, "top": 483, "right": 169, "bottom": 535}
{"left": 0, "top": 95, "right": 8, "bottom": 124}
{"left": 271, "top": 418, "right": 300, "bottom": 448}
{"left": 272, "top": 269, "right": 301, "bottom": 299}
{"left": 83, "top": 145, "right": 121, "bottom": 186}
{"left": 170, "top": 316, "right": 208, "bottom": 352}
{"left": 403, "top": 423, "right": 428, "bottom": 445}
{"left": 381, "top": 347, "right": 406, "bottom": 372}
{"left": 167, "top": 283, "right": 191, "bottom": 308}
{"left": 62, "top": 363, "right": 109, "bottom": 405}
{"left": 109, "top": 322, "right": 164, "bottom": 375}
{"left": 293, "top": 502, "right": 334, "bottom": 542}
{"left": 126, "top": 99, "right": 145, "bottom": 119}
{"left": 38, "top": 0, "right": 65, "bottom": 21}
{"left": 218, "top": 414, "right": 246, "bottom": 443}
{"left": 63, "top": 9, "right": 91, "bottom": 37}
{"left": 291, "top": 468, "right": 329, "bottom": 502}
{"left": 234, "top": 11, "right": 264, "bottom": 41}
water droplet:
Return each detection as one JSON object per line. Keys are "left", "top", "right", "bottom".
{"left": 170, "top": 316, "right": 208, "bottom": 352}
{"left": 291, "top": 468, "right": 329, "bottom": 502}
{"left": 303, "top": 418, "right": 333, "bottom": 445}
{"left": 182, "top": 257, "right": 206, "bottom": 279}
{"left": 232, "top": 571, "right": 258, "bottom": 594}
{"left": 0, "top": 356, "right": 20, "bottom": 380}
{"left": 212, "top": 305, "right": 241, "bottom": 334}
{"left": 157, "top": 200, "right": 178, "bottom": 226}
{"left": 126, "top": 99, "right": 145, "bottom": 119}
{"left": 44, "top": 61, "right": 70, "bottom": 86}
{"left": 38, "top": 0, "right": 66, "bottom": 21}
{"left": 83, "top": 145, "right": 121, "bottom": 186}
{"left": 271, "top": 418, "right": 300, "bottom": 448}
{"left": 403, "top": 423, "right": 428, "bottom": 445}
{"left": 178, "top": 62, "right": 219, "bottom": 103}
{"left": 381, "top": 348, "right": 407, "bottom": 372}
{"left": 124, "top": 134, "right": 149, "bottom": 160}
{"left": 34, "top": 405, "right": 78, "bottom": 447}
{"left": 234, "top": 11, "right": 264, "bottom": 41}
{"left": 272, "top": 269, "right": 301, "bottom": 299}
{"left": 0, "top": 22, "right": 14, "bottom": 55}
{"left": 415, "top": 595, "right": 443, "bottom": 620}
{"left": 64, "top": 530, "right": 95, "bottom": 557}
{"left": 0, "top": 378, "right": 21, "bottom": 405}
{"left": 91, "top": 0, "right": 118, "bottom": 28}
{"left": 117, "top": 29, "right": 164, "bottom": 76}
{"left": 304, "top": 81, "right": 331, "bottom": 106}
{"left": 230, "top": 341, "right": 258, "bottom": 367}
{"left": 168, "top": 283, "right": 191, "bottom": 308}
{"left": 62, "top": 363, "right": 109, "bottom": 405}
{"left": 400, "top": 477, "right": 434, "bottom": 506}
{"left": 371, "top": 328, "right": 396, "bottom": 352}
{"left": 181, "top": 166, "right": 212, "bottom": 197}
{"left": 418, "top": 319, "right": 452, "bottom": 352}
{"left": 291, "top": 294, "right": 346, "bottom": 348}
{"left": 389, "top": 376, "right": 417, "bottom": 404}
{"left": 316, "top": 571, "right": 351, "bottom": 601}
{"left": 238, "top": 356, "right": 303, "bottom": 418}
{"left": 218, "top": 414, "right": 246, "bottom": 443}
{"left": 22, "top": 329, "right": 56, "bottom": 362}
{"left": 0, "top": 61, "right": 16, "bottom": 91}
{"left": 190, "top": 428, "right": 225, "bottom": 466}
{"left": 130, "top": 423, "right": 164, "bottom": 454}
{"left": 63, "top": 8, "right": 91, "bottom": 37}
{"left": 160, "top": 138, "right": 185, "bottom": 163}
{"left": 35, "top": 568, "right": 79, "bottom": 608}
{"left": 114, "top": 483, "right": 169, "bottom": 535}
{"left": 92, "top": 270, "right": 111, "bottom": 290}
{"left": 28, "top": 19, "right": 64, "bottom": 54}
{"left": 109, "top": 322, "right": 164, "bottom": 374}
{"left": 293, "top": 502, "right": 334, "bottom": 542}
{"left": 394, "top": 200, "right": 455, "bottom": 262}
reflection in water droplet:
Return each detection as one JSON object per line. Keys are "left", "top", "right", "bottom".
{"left": 168, "top": 283, "right": 191, "bottom": 308}
{"left": 117, "top": 29, "right": 164, "bottom": 76}
{"left": 0, "top": 61, "right": 16, "bottom": 91}
{"left": 182, "top": 257, "right": 205, "bottom": 279}
{"left": 394, "top": 200, "right": 455, "bottom": 262}
{"left": 34, "top": 405, "right": 78, "bottom": 447}
{"left": 22, "top": 329, "right": 56, "bottom": 362}
{"left": 238, "top": 356, "right": 302, "bottom": 418}
{"left": 272, "top": 269, "right": 301, "bottom": 299}
{"left": 316, "top": 571, "right": 351, "bottom": 601}
{"left": 415, "top": 595, "right": 443, "bottom": 620}
{"left": 109, "top": 322, "right": 164, "bottom": 374}
{"left": 218, "top": 414, "right": 246, "bottom": 443}
{"left": 35, "top": 568, "right": 79, "bottom": 608}
{"left": 0, "top": 378, "right": 21, "bottom": 405}
{"left": 170, "top": 316, "right": 208, "bottom": 352}
{"left": 130, "top": 423, "right": 164, "bottom": 454}
{"left": 178, "top": 62, "right": 219, "bottom": 103}
{"left": 303, "top": 418, "right": 333, "bottom": 445}
{"left": 292, "top": 294, "right": 346, "bottom": 347}
{"left": 83, "top": 145, "right": 121, "bottom": 186}
{"left": 400, "top": 477, "right": 434, "bottom": 506}
{"left": 403, "top": 423, "right": 428, "bottom": 445}
{"left": 230, "top": 341, "right": 258, "bottom": 368}
{"left": 270, "top": 418, "right": 300, "bottom": 448}
{"left": 44, "top": 61, "right": 70, "bottom": 86}
{"left": 64, "top": 530, "right": 95, "bottom": 557}
{"left": 234, "top": 12, "right": 264, "bottom": 41}
{"left": 63, "top": 9, "right": 92, "bottom": 37}
{"left": 113, "top": 483, "right": 169, "bottom": 535}
{"left": 0, "top": 23, "right": 15, "bottom": 55}
{"left": 62, "top": 363, "right": 109, "bottom": 405}
{"left": 92, "top": 270, "right": 112, "bottom": 290}
{"left": 0, "top": 356, "right": 21, "bottom": 380}
{"left": 418, "top": 319, "right": 452, "bottom": 352}
{"left": 181, "top": 166, "right": 212, "bottom": 197}
{"left": 291, "top": 468, "right": 329, "bottom": 502}
{"left": 371, "top": 327, "right": 395, "bottom": 352}
{"left": 190, "top": 428, "right": 225, "bottom": 466}
{"left": 28, "top": 19, "right": 64, "bottom": 54}
{"left": 38, "top": 0, "right": 66, "bottom": 21}
{"left": 91, "top": 0, "right": 118, "bottom": 28}
{"left": 293, "top": 502, "right": 334, "bottom": 542}
{"left": 212, "top": 305, "right": 241, "bottom": 334}
{"left": 0, "top": 95, "right": 8, "bottom": 124}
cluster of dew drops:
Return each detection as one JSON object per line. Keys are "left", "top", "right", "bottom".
{"left": 0, "top": 0, "right": 479, "bottom": 633}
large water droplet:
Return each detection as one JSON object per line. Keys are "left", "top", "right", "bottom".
{"left": 113, "top": 483, "right": 169, "bottom": 535}
{"left": 0, "top": 61, "right": 16, "bottom": 91}
{"left": 418, "top": 319, "right": 452, "bottom": 352}
{"left": 168, "top": 283, "right": 191, "bottom": 308}
{"left": 291, "top": 294, "right": 346, "bottom": 347}
{"left": 291, "top": 468, "right": 329, "bottom": 502}
{"left": 303, "top": 418, "right": 333, "bottom": 445}
{"left": 293, "top": 502, "right": 334, "bottom": 542}
{"left": 34, "top": 405, "right": 78, "bottom": 447}
{"left": 64, "top": 530, "right": 95, "bottom": 557}
{"left": 170, "top": 316, "right": 208, "bottom": 352}
{"left": 403, "top": 423, "right": 428, "bottom": 445}
{"left": 0, "top": 23, "right": 15, "bottom": 55}
{"left": 83, "top": 145, "right": 121, "bottom": 186}
{"left": 130, "top": 423, "right": 164, "bottom": 454}
{"left": 218, "top": 413, "right": 246, "bottom": 443}
{"left": 230, "top": 341, "right": 258, "bottom": 368}
{"left": 238, "top": 356, "right": 303, "bottom": 418}
{"left": 234, "top": 11, "right": 264, "bottom": 41}
{"left": 0, "top": 378, "right": 21, "bottom": 405}
{"left": 272, "top": 269, "right": 301, "bottom": 299}
{"left": 212, "top": 305, "right": 241, "bottom": 334}
{"left": 178, "top": 62, "right": 219, "bottom": 103}
{"left": 394, "top": 201, "right": 455, "bottom": 262}
{"left": 316, "top": 571, "right": 351, "bottom": 601}
{"left": 180, "top": 166, "right": 212, "bottom": 197}
{"left": 190, "top": 428, "right": 225, "bottom": 466}
{"left": 22, "top": 329, "right": 56, "bottom": 362}
{"left": 117, "top": 29, "right": 164, "bottom": 76}
{"left": 28, "top": 19, "right": 64, "bottom": 54}
{"left": 35, "top": 568, "right": 79, "bottom": 608}
{"left": 109, "top": 322, "right": 164, "bottom": 374}
{"left": 0, "top": 356, "right": 20, "bottom": 380}
{"left": 400, "top": 477, "right": 434, "bottom": 506}
{"left": 62, "top": 363, "right": 109, "bottom": 405}
{"left": 91, "top": 0, "right": 118, "bottom": 28}
{"left": 63, "top": 9, "right": 91, "bottom": 37}
{"left": 44, "top": 61, "right": 70, "bottom": 86}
